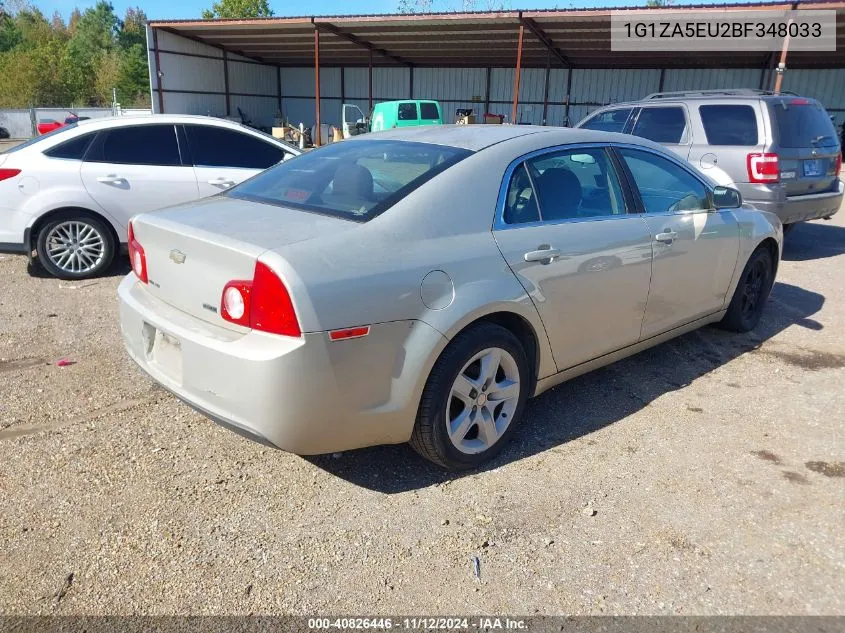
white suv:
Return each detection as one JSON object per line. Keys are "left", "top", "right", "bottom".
{"left": 0, "top": 114, "right": 300, "bottom": 279}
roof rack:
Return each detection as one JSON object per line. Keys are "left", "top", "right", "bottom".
{"left": 644, "top": 89, "right": 799, "bottom": 99}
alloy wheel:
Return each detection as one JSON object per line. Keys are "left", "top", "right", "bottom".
{"left": 44, "top": 221, "right": 106, "bottom": 275}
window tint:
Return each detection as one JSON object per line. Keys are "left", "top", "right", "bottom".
{"left": 398, "top": 103, "right": 418, "bottom": 121}
{"left": 699, "top": 105, "right": 758, "bottom": 146}
{"left": 228, "top": 140, "right": 470, "bottom": 222}
{"left": 185, "top": 124, "right": 284, "bottom": 169}
{"left": 769, "top": 100, "right": 839, "bottom": 148}
{"left": 419, "top": 102, "right": 440, "bottom": 120}
{"left": 87, "top": 125, "right": 180, "bottom": 166}
{"left": 619, "top": 148, "right": 708, "bottom": 214}
{"left": 43, "top": 133, "right": 95, "bottom": 160}
{"left": 504, "top": 148, "right": 625, "bottom": 224}
{"left": 580, "top": 108, "right": 634, "bottom": 133}
{"left": 632, "top": 107, "right": 687, "bottom": 144}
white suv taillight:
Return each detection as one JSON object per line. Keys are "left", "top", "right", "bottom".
{"left": 221, "top": 262, "right": 301, "bottom": 337}
{"left": 747, "top": 152, "right": 780, "bottom": 183}
{"left": 127, "top": 220, "right": 148, "bottom": 284}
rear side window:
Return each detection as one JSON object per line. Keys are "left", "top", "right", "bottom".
{"left": 699, "top": 105, "right": 758, "bottom": 146}
{"left": 420, "top": 102, "right": 440, "bottom": 120}
{"left": 398, "top": 103, "right": 418, "bottom": 121}
{"left": 43, "top": 133, "right": 95, "bottom": 160}
{"left": 579, "top": 108, "right": 634, "bottom": 133}
{"left": 2, "top": 123, "right": 78, "bottom": 154}
{"left": 185, "top": 124, "right": 284, "bottom": 169}
{"left": 228, "top": 140, "right": 471, "bottom": 222}
{"left": 86, "top": 125, "right": 181, "bottom": 166}
{"left": 632, "top": 107, "right": 688, "bottom": 144}
{"left": 770, "top": 100, "right": 839, "bottom": 148}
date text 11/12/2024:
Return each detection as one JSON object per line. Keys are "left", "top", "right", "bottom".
{"left": 307, "top": 618, "right": 528, "bottom": 630}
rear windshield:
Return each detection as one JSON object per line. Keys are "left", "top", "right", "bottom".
{"left": 769, "top": 100, "right": 839, "bottom": 148}
{"left": 699, "top": 105, "right": 758, "bottom": 146}
{"left": 228, "top": 139, "right": 471, "bottom": 222}
{"left": 420, "top": 102, "right": 440, "bottom": 120}
{"left": 1, "top": 123, "right": 78, "bottom": 154}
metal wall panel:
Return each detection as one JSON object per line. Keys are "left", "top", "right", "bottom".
{"left": 282, "top": 98, "right": 341, "bottom": 127}
{"left": 344, "top": 67, "right": 368, "bottom": 99}
{"left": 159, "top": 92, "right": 226, "bottom": 118}
{"left": 228, "top": 60, "right": 277, "bottom": 96}
{"left": 571, "top": 69, "right": 661, "bottom": 106}
{"left": 280, "top": 67, "right": 341, "bottom": 98}
{"left": 413, "top": 68, "right": 486, "bottom": 101}
{"left": 156, "top": 28, "right": 222, "bottom": 58}
{"left": 374, "top": 67, "right": 411, "bottom": 100}
{"left": 662, "top": 68, "right": 765, "bottom": 94}
{"left": 782, "top": 69, "right": 845, "bottom": 108}
{"left": 159, "top": 52, "right": 225, "bottom": 93}
{"left": 228, "top": 95, "right": 278, "bottom": 127}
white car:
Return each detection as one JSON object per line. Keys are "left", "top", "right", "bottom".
{"left": 0, "top": 114, "right": 300, "bottom": 279}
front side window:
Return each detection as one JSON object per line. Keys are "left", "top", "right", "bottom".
{"left": 86, "top": 124, "right": 181, "bottom": 166}
{"left": 632, "top": 107, "right": 688, "bottom": 144}
{"left": 228, "top": 140, "right": 471, "bottom": 222}
{"left": 619, "top": 148, "right": 708, "bottom": 214}
{"left": 44, "top": 132, "right": 95, "bottom": 160}
{"left": 579, "top": 108, "right": 634, "bottom": 133}
{"left": 699, "top": 105, "right": 758, "bottom": 146}
{"left": 185, "top": 124, "right": 284, "bottom": 169}
{"left": 398, "top": 103, "right": 418, "bottom": 121}
{"left": 420, "top": 102, "right": 440, "bottom": 120}
{"left": 503, "top": 147, "right": 626, "bottom": 224}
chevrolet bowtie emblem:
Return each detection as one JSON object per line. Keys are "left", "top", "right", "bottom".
{"left": 169, "top": 250, "right": 186, "bottom": 264}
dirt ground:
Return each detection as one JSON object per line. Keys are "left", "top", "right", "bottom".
{"left": 0, "top": 206, "right": 843, "bottom": 616}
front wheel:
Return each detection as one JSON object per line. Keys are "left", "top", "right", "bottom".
{"left": 719, "top": 246, "right": 774, "bottom": 333}
{"left": 410, "top": 322, "right": 530, "bottom": 470}
{"left": 36, "top": 214, "right": 116, "bottom": 280}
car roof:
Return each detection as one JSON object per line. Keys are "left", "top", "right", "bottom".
{"left": 347, "top": 124, "right": 667, "bottom": 153}
{"left": 73, "top": 113, "right": 251, "bottom": 129}
{"left": 591, "top": 94, "right": 821, "bottom": 110}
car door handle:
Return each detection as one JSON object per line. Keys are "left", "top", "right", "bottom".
{"left": 524, "top": 247, "right": 561, "bottom": 264}
{"left": 207, "top": 178, "right": 235, "bottom": 188}
{"left": 654, "top": 230, "right": 678, "bottom": 244}
{"left": 96, "top": 175, "right": 125, "bottom": 184}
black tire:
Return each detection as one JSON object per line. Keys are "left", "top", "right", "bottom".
{"left": 410, "top": 322, "right": 530, "bottom": 470}
{"left": 35, "top": 213, "right": 116, "bottom": 280}
{"left": 718, "top": 246, "right": 774, "bottom": 333}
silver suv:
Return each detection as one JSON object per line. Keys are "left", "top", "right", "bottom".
{"left": 577, "top": 89, "right": 843, "bottom": 230}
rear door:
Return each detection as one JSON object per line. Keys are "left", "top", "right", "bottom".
{"left": 492, "top": 145, "right": 653, "bottom": 371}
{"left": 396, "top": 102, "right": 420, "bottom": 128}
{"left": 419, "top": 101, "right": 443, "bottom": 126}
{"left": 691, "top": 102, "right": 766, "bottom": 184}
{"left": 182, "top": 124, "right": 289, "bottom": 198}
{"left": 615, "top": 146, "right": 739, "bottom": 339}
{"left": 80, "top": 123, "right": 198, "bottom": 229}
{"left": 767, "top": 98, "right": 841, "bottom": 197}
{"left": 628, "top": 105, "right": 692, "bottom": 160}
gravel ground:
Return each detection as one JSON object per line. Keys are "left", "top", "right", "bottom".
{"left": 1, "top": 209, "right": 844, "bottom": 616}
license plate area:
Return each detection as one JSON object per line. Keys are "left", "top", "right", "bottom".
{"left": 803, "top": 159, "right": 824, "bottom": 177}
{"left": 142, "top": 322, "right": 183, "bottom": 384}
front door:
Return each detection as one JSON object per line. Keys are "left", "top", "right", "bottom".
{"left": 342, "top": 104, "right": 367, "bottom": 139}
{"left": 492, "top": 145, "right": 653, "bottom": 371}
{"left": 80, "top": 123, "right": 198, "bottom": 229}
{"left": 615, "top": 146, "right": 740, "bottom": 339}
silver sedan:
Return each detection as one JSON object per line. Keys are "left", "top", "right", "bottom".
{"left": 118, "top": 126, "right": 782, "bottom": 470}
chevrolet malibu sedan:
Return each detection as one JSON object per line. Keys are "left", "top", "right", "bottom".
{"left": 119, "top": 126, "right": 781, "bottom": 470}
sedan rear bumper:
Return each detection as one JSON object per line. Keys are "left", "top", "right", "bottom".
{"left": 118, "top": 275, "right": 445, "bottom": 455}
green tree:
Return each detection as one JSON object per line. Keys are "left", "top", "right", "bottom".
{"left": 645, "top": 0, "right": 673, "bottom": 6}
{"left": 118, "top": 6, "right": 145, "bottom": 48}
{"left": 202, "top": 0, "right": 273, "bottom": 19}
{"left": 63, "top": 1, "right": 119, "bottom": 104}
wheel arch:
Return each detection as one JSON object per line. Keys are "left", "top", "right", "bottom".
{"left": 29, "top": 206, "right": 122, "bottom": 259}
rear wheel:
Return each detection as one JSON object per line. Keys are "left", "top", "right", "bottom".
{"left": 36, "top": 214, "right": 115, "bottom": 280}
{"left": 410, "top": 322, "right": 529, "bottom": 470}
{"left": 719, "top": 246, "right": 774, "bottom": 333}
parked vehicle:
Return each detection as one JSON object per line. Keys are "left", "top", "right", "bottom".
{"left": 342, "top": 100, "right": 443, "bottom": 139}
{"left": 0, "top": 126, "right": 9, "bottom": 139}
{"left": 36, "top": 114, "right": 89, "bottom": 136}
{"left": 118, "top": 126, "right": 781, "bottom": 470}
{"left": 577, "top": 89, "right": 843, "bottom": 231}
{"left": 0, "top": 114, "right": 300, "bottom": 279}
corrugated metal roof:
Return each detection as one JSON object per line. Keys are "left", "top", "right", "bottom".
{"left": 149, "top": 2, "right": 845, "bottom": 69}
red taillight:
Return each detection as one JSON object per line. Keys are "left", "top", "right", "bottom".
{"left": 747, "top": 152, "right": 780, "bottom": 183}
{"left": 127, "top": 220, "right": 148, "bottom": 284}
{"left": 836, "top": 152, "right": 842, "bottom": 175}
{"left": 790, "top": 98, "right": 810, "bottom": 105}
{"left": 220, "top": 262, "right": 301, "bottom": 337}
{"left": 0, "top": 168, "right": 21, "bottom": 182}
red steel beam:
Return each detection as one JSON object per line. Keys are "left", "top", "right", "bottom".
{"left": 512, "top": 23, "right": 524, "bottom": 124}
{"left": 314, "top": 26, "right": 321, "bottom": 146}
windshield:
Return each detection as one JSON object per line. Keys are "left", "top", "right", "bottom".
{"left": 2, "top": 123, "right": 78, "bottom": 154}
{"left": 228, "top": 139, "right": 471, "bottom": 222}
{"left": 769, "top": 100, "right": 839, "bottom": 148}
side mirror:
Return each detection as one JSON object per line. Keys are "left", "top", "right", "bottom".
{"left": 713, "top": 186, "right": 742, "bottom": 210}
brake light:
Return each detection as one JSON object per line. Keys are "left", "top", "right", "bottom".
{"left": 747, "top": 153, "right": 780, "bottom": 183}
{"left": 127, "top": 220, "right": 148, "bottom": 284}
{"left": 790, "top": 98, "right": 810, "bottom": 105}
{"left": 836, "top": 152, "right": 842, "bottom": 175}
{"left": 220, "top": 262, "right": 301, "bottom": 337}
{"left": 0, "top": 168, "right": 21, "bottom": 182}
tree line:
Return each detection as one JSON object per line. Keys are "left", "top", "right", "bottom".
{"left": 0, "top": 0, "right": 150, "bottom": 109}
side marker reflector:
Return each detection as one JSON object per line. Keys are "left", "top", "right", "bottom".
{"left": 329, "top": 326, "right": 370, "bottom": 341}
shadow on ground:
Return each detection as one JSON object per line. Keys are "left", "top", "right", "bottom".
{"left": 783, "top": 220, "right": 845, "bottom": 262}
{"left": 25, "top": 254, "right": 131, "bottom": 279}
{"left": 308, "top": 280, "right": 825, "bottom": 493}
